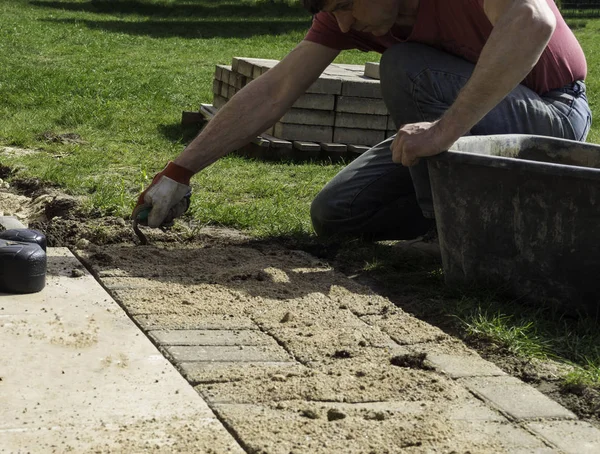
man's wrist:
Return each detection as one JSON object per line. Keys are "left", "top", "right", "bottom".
{"left": 161, "top": 161, "right": 194, "bottom": 186}
{"left": 433, "top": 117, "right": 463, "bottom": 150}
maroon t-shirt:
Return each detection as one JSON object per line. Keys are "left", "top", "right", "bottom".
{"left": 304, "top": 0, "right": 586, "bottom": 94}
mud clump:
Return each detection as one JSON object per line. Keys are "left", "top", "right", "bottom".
{"left": 390, "top": 352, "right": 434, "bottom": 371}
{"left": 299, "top": 409, "right": 319, "bottom": 419}
{"left": 326, "top": 408, "right": 347, "bottom": 421}
{"left": 332, "top": 349, "right": 353, "bottom": 359}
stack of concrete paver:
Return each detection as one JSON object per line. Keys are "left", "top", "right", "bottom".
{"left": 205, "top": 58, "right": 395, "bottom": 161}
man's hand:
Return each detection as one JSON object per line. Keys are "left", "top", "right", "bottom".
{"left": 391, "top": 121, "right": 457, "bottom": 167}
{"left": 132, "top": 161, "right": 194, "bottom": 228}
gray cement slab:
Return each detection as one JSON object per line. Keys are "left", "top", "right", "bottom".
{"left": 527, "top": 420, "right": 600, "bottom": 453}
{"left": 149, "top": 329, "right": 277, "bottom": 346}
{"left": 165, "top": 345, "right": 292, "bottom": 362}
{"left": 134, "top": 313, "right": 258, "bottom": 331}
{"left": 0, "top": 248, "right": 242, "bottom": 453}
{"left": 462, "top": 375, "right": 577, "bottom": 420}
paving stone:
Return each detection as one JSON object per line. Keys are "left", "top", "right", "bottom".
{"left": 219, "top": 65, "right": 232, "bottom": 82}
{"left": 219, "top": 81, "right": 229, "bottom": 98}
{"left": 215, "top": 64, "right": 232, "bottom": 82}
{"left": 364, "top": 61, "right": 381, "bottom": 80}
{"left": 418, "top": 352, "right": 507, "bottom": 378}
{"left": 236, "top": 57, "right": 279, "bottom": 72}
{"left": 335, "top": 112, "right": 389, "bottom": 130}
{"left": 209, "top": 403, "right": 528, "bottom": 453}
{"left": 280, "top": 108, "right": 335, "bottom": 126}
{"left": 165, "top": 345, "right": 292, "bottom": 362}
{"left": 332, "top": 63, "right": 366, "bottom": 73}
{"left": 347, "top": 144, "right": 370, "bottom": 155}
{"left": 306, "top": 75, "right": 343, "bottom": 95}
{"left": 214, "top": 64, "right": 223, "bottom": 81}
{"left": 228, "top": 71, "right": 246, "bottom": 89}
{"left": 180, "top": 361, "right": 298, "bottom": 383}
{"left": 233, "top": 58, "right": 254, "bottom": 77}
{"left": 326, "top": 398, "right": 506, "bottom": 422}
{"left": 341, "top": 77, "right": 383, "bottom": 98}
{"left": 461, "top": 375, "right": 577, "bottom": 420}
{"left": 274, "top": 122, "right": 333, "bottom": 143}
{"left": 135, "top": 314, "right": 258, "bottom": 331}
{"left": 333, "top": 127, "right": 385, "bottom": 146}
{"left": 262, "top": 133, "right": 292, "bottom": 149}
{"left": 227, "top": 85, "right": 237, "bottom": 99}
{"left": 453, "top": 420, "right": 555, "bottom": 453}
{"left": 527, "top": 420, "right": 600, "bottom": 453}
{"left": 212, "top": 78, "right": 221, "bottom": 95}
{"left": 336, "top": 95, "right": 388, "bottom": 115}
{"left": 292, "top": 93, "right": 336, "bottom": 111}
{"left": 212, "top": 94, "right": 227, "bottom": 109}
{"left": 320, "top": 142, "right": 347, "bottom": 152}
{"left": 362, "top": 313, "right": 449, "bottom": 345}
{"left": 293, "top": 140, "right": 321, "bottom": 152}
{"left": 0, "top": 248, "right": 243, "bottom": 453}
{"left": 149, "top": 329, "right": 276, "bottom": 346}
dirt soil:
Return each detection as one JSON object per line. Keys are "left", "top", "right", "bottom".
{"left": 1, "top": 175, "right": 599, "bottom": 452}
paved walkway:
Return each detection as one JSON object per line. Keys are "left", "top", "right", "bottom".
{"left": 0, "top": 249, "right": 243, "bottom": 453}
{"left": 2, "top": 246, "right": 600, "bottom": 453}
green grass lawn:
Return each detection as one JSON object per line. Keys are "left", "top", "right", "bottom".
{"left": 2, "top": 0, "right": 600, "bottom": 391}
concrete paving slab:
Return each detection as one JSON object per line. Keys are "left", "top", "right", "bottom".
{"left": 210, "top": 402, "right": 522, "bottom": 453}
{"left": 335, "top": 112, "right": 389, "bottom": 130}
{"left": 181, "top": 361, "right": 299, "bottom": 384}
{"left": 0, "top": 248, "right": 243, "bottom": 453}
{"left": 292, "top": 93, "right": 336, "bottom": 111}
{"left": 165, "top": 345, "right": 292, "bottom": 362}
{"left": 416, "top": 352, "right": 508, "bottom": 378}
{"left": 336, "top": 95, "right": 388, "bottom": 115}
{"left": 527, "top": 420, "right": 600, "bottom": 453}
{"left": 341, "top": 77, "right": 383, "bottom": 98}
{"left": 149, "top": 329, "right": 277, "bottom": 346}
{"left": 462, "top": 375, "right": 577, "bottom": 420}
{"left": 134, "top": 313, "right": 258, "bottom": 331}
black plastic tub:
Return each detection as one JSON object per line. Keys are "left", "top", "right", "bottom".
{"left": 428, "top": 134, "right": 600, "bottom": 315}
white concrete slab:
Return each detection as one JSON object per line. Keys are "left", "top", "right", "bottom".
{"left": 0, "top": 248, "right": 243, "bottom": 453}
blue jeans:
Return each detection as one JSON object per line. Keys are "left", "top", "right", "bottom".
{"left": 311, "top": 43, "right": 593, "bottom": 240}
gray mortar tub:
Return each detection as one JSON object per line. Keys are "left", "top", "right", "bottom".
{"left": 427, "top": 134, "right": 600, "bottom": 315}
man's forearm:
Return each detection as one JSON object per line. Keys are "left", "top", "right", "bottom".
{"left": 174, "top": 76, "right": 292, "bottom": 173}
{"left": 437, "top": 0, "right": 556, "bottom": 139}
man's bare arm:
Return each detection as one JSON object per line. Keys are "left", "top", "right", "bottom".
{"left": 174, "top": 41, "right": 340, "bottom": 173}
{"left": 436, "top": 0, "right": 556, "bottom": 140}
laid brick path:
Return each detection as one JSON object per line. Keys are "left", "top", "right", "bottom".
{"left": 76, "top": 236, "right": 600, "bottom": 453}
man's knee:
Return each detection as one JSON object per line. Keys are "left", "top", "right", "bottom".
{"left": 310, "top": 187, "right": 339, "bottom": 238}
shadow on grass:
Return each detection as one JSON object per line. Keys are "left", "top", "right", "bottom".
{"left": 158, "top": 121, "right": 203, "bottom": 144}
{"left": 41, "top": 17, "right": 311, "bottom": 39}
{"left": 30, "top": 0, "right": 310, "bottom": 19}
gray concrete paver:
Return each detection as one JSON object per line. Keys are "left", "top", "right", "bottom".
{"left": 527, "top": 420, "right": 600, "bottom": 453}
{"left": 461, "top": 375, "right": 577, "bottom": 420}
{"left": 165, "top": 344, "right": 293, "bottom": 362}
{"left": 0, "top": 248, "right": 243, "bottom": 453}
{"left": 134, "top": 313, "right": 258, "bottom": 330}
{"left": 149, "top": 329, "right": 276, "bottom": 346}
{"left": 417, "top": 352, "right": 508, "bottom": 378}
{"left": 341, "top": 77, "right": 383, "bottom": 98}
